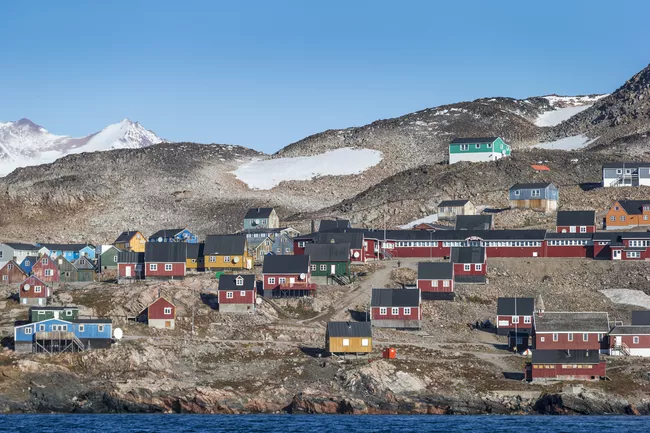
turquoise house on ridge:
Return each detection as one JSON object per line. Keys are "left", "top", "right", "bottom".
{"left": 449, "top": 137, "right": 511, "bottom": 164}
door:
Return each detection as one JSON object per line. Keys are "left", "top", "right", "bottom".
{"left": 126, "top": 266, "right": 132, "bottom": 277}
{"left": 613, "top": 250, "right": 622, "bottom": 260}
{"left": 330, "top": 265, "right": 336, "bottom": 275}
{"left": 165, "top": 321, "right": 171, "bottom": 328}
{"left": 289, "top": 277, "right": 295, "bottom": 287}
{"left": 615, "top": 336, "right": 622, "bottom": 347}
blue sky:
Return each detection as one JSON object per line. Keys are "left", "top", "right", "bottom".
{"left": 1, "top": 0, "right": 649, "bottom": 153}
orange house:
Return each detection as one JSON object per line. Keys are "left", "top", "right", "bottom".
{"left": 606, "top": 200, "right": 650, "bottom": 230}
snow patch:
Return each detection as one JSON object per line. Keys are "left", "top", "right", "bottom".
{"left": 533, "top": 135, "right": 598, "bottom": 151}
{"left": 543, "top": 94, "right": 609, "bottom": 106}
{"left": 535, "top": 105, "right": 593, "bottom": 127}
{"left": 601, "top": 289, "right": 650, "bottom": 310}
{"left": 232, "top": 147, "right": 383, "bottom": 190}
{"left": 399, "top": 214, "right": 438, "bottom": 229}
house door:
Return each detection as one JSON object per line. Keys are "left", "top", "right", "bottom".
{"left": 289, "top": 277, "right": 295, "bottom": 286}
{"left": 613, "top": 250, "right": 622, "bottom": 260}
{"left": 330, "top": 265, "right": 336, "bottom": 275}
{"left": 126, "top": 266, "right": 132, "bottom": 277}
{"left": 615, "top": 336, "right": 622, "bottom": 347}
{"left": 165, "top": 321, "right": 171, "bottom": 328}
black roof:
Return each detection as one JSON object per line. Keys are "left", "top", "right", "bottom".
{"left": 218, "top": 274, "right": 256, "bottom": 290}
{"left": 144, "top": 243, "right": 187, "bottom": 263}
{"left": 186, "top": 243, "right": 205, "bottom": 260}
{"left": 592, "top": 232, "right": 624, "bottom": 242}
{"left": 304, "top": 243, "right": 350, "bottom": 262}
{"left": 602, "top": 162, "right": 647, "bottom": 169}
{"left": 534, "top": 312, "right": 609, "bottom": 333}
{"left": 371, "top": 288, "right": 420, "bottom": 307}
{"left": 245, "top": 207, "right": 274, "bottom": 219}
{"left": 417, "top": 262, "right": 453, "bottom": 280}
{"left": 38, "top": 243, "right": 92, "bottom": 251}
{"left": 149, "top": 229, "right": 184, "bottom": 240}
{"left": 632, "top": 311, "right": 650, "bottom": 326}
{"left": 450, "top": 246, "right": 485, "bottom": 264}
{"left": 617, "top": 200, "right": 650, "bottom": 215}
{"left": 609, "top": 325, "right": 650, "bottom": 335}
{"left": 450, "top": 137, "right": 499, "bottom": 144}
{"left": 497, "top": 298, "right": 535, "bottom": 316}
{"left": 619, "top": 232, "right": 650, "bottom": 239}
{"left": 319, "top": 220, "right": 351, "bottom": 232}
{"left": 438, "top": 199, "right": 470, "bottom": 207}
{"left": 455, "top": 215, "right": 493, "bottom": 231}
{"left": 316, "top": 232, "right": 363, "bottom": 249}
{"left": 3, "top": 242, "right": 39, "bottom": 250}
{"left": 556, "top": 210, "right": 595, "bottom": 227}
{"left": 114, "top": 231, "right": 141, "bottom": 243}
{"left": 318, "top": 228, "right": 548, "bottom": 242}
{"left": 117, "top": 251, "right": 144, "bottom": 264}
{"left": 262, "top": 255, "right": 310, "bottom": 274}
{"left": 532, "top": 349, "right": 600, "bottom": 365}
{"left": 509, "top": 182, "right": 554, "bottom": 190}
{"left": 327, "top": 321, "right": 372, "bottom": 338}
{"left": 204, "top": 235, "right": 246, "bottom": 255}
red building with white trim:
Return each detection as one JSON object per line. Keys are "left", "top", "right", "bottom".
{"left": 416, "top": 262, "right": 454, "bottom": 300}
{"left": 370, "top": 288, "right": 421, "bottom": 329}
{"left": 144, "top": 297, "right": 176, "bottom": 329}
{"left": 262, "top": 255, "right": 313, "bottom": 297}
{"left": 526, "top": 349, "right": 606, "bottom": 381}
{"left": 556, "top": 210, "right": 596, "bottom": 234}
{"left": 19, "top": 275, "right": 51, "bottom": 306}
{"left": 0, "top": 260, "right": 28, "bottom": 284}
{"left": 496, "top": 297, "right": 535, "bottom": 336}
{"left": 31, "top": 256, "right": 60, "bottom": 283}
{"left": 450, "top": 246, "right": 486, "bottom": 284}
{"left": 534, "top": 312, "right": 610, "bottom": 352}
{"left": 144, "top": 243, "right": 187, "bottom": 280}
{"left": 218, "top": 274, "right": 257, "bottom": 313}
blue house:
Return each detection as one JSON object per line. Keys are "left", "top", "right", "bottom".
{"left": 19, "top": 255, "right": 38, "bottom": 275}
{"left": 244, "top": 208, "right": 279, "bottom": 230}
{"left": 14, "top": 317, "right": 113, "bottom": 353}
{"left": 148, "top": 229, "right": 198, "bottom": 244}
{"left": 37, "top": 243, "right": 96, "bottom": 261}
{"left": 509, "top": 182, "right": 558, "bottom": 213}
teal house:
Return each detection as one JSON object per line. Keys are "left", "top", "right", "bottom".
{"left": 304, "top": 243, "right": 350, "bottom": 285}
{"left": 449, "top": 137, "right": 511, "bottom": 164}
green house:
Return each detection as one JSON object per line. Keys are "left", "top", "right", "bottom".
{"left": 72, "top": 256, "right": 97, "bottom": 282}
{"left": 30, "top": 306, "right": 79, "bottom": 322}
{"left": 98, "top": 246, "right": 121, "bottom": 271}
{"left": 56, "top": 255, "right": 79, "bottom": 283}
{"left": 304, "top": 243, "right": 350, "bottom": 280}
{"left": 449, "top": 137, "right": 511, "bottom": 164}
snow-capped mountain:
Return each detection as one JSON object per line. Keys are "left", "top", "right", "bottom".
{"left": 0, "top": 118, "right": 163, "bottom": 176}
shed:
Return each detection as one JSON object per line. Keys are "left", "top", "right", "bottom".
{"left": 326, "top": 321, "right": 372, "bottom": 354}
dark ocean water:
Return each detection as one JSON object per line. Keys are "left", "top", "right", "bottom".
{"left": 0, "top": 414, "right": 648, "bottom": 433}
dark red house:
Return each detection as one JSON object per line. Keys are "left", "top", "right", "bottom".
{"left": 31, "top": 256, "right": 60, "bottom": 284}
{"left": 218, "top": 274, "right": 257, "bottom": 313}
{"left": 556, "top": 210, "right": 596, "bottom": 233}
{"left": 496, "top": 297, "right": 535, "bottom": 336}
{"left": 117, "top": 251, "right": 145, "bottom": 283}
{"left": 534, "top": 312, "right": 610, "bottom": 352}
{"left": 416, "top": 262, "right": 454, "bottom": 300}
{"left": 144, "top": 243, "right": 187, "bottom": 280}
{"left": 526, "top": 349, "right": 605, "bottom": 381}
{"left": 144, "top": 297, "right": 176, "bottom": 329}
{"left": 544, "top": 233, "right": 592, "bottom": 258}
{"left": 370, "top": 288, "right": 421, "bottom": 329}
{"left": 450, "top": 246, "right": 486, "bottom": 284}
{"left": 19, "top": 275, "right": 51, "bottom": 306}
{"left": 262, "top": 255, "right": 313, "bottom": 297}
{"left": 0, "top": 260, "right": 28, "bottom": 284}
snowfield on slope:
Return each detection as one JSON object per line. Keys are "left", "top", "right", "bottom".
{"left": 534, "top": 94, "right": 609, "bottom": 127}
{"left": 232, "top": 147, "right": 383, "bottom": 190}
{"left": 533, "top": 135, "right": 598, "bottom": 151}
{"left": 601, "top": 289, "right": 650, "bottom": 310}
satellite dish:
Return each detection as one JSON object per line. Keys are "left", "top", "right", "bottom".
{"left": 158, "top": 237, "right": 163, "bottom": 242}
{"left": 233, "top": 257, "right": 240, "bottom": 263}
{"left": 353, "top": 251, "right": 360, "bottom": 258}
{"left": 23, "top": 284, "right": 30, "bottom": 291}
{"left": 255, "top": 297, "right": 263, "bottom": 305}
{"left": 113, "top": 328, "right": 123, "bottom": 340}
{"left": 299, "top": 273, "right": 306, "bottom": 280}
{"left": 255, "top": 219, "right": 260, "bottom": 224}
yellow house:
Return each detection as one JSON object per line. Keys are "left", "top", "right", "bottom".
{"left": 204, "top": 235, "right": 252, "bottom": 270}
{"left": 113, "top": 231, "right": 147, "bottom": 253}
{"left": 186, "top": 243, "right": 206, "bottom": 271}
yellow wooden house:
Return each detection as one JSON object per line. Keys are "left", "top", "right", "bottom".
{"left": 186, "top": 242, "right": 205, "bottom": 271}
{"left": 326, "top": 321, "right": 372, "bottom": 354}
{"left": 204, "top": 235, "right": 252, "bottom": 270}
{"left": 113, "top": 231, "right": 147, "bottom": 253}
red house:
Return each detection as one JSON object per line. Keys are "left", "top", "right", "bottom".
{"left": 262, "top": 255, "right": 313, "bottom": 297}
{"left": 534, "top": 312, "right": 610, "bottom": 352}
{"left": 450, "top": 246, "right": 486, "bottom": 284}
{"left": 496, "top": 297, "right": 535, "bottom": 336}
{"left": 556, "top": 211, "right": 596, "bottom": 233}
{"left": 526, "top": 349, "right": 606, "bottom": 381}
{"left": 117, "top": 251, "right": 145, "bottom": 283}
{"left": 217, "top": 274, "right": 257, "bottom": 313}
{"left": 19, "top": 275, "right": 51, "bottom": 306}
{"left": 370, "top": 288, "right": 421, "bottom": 329}
{"left": 31, "top": 256, "right": 60, "bottom": 283}
{"left": 416, "top": 262, "right": 454, "bottom": 300}
{"left": 144, "top": 297, "right": 176, "bottom": 329}
{"left": 608, "top": 325, "right": 650, "bottom": 356}
{"left": 544, "top": 233, "right": 592, "bottom": 258}
{"left": 144, "top": 243, "right": 187, "bottom": 280}
{"left": 0, "top": 260, "right": 28, "bottom": 284}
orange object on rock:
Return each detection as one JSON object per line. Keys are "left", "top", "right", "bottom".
{"left": 382, "top": 347, "right": 397, "bottom": 359}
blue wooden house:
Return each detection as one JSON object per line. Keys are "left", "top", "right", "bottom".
{"left": 244, "top": 208, "right": 279, "bottom": 230}
{"left": 19, "top": 255, "right": 38, "bottom": 275}
{"left": 509, "top": 182, "right": 558, "bottom": 213}
{"left": 14, "top": 317, "right": 113, "bottom": 353}
{"left": 37, "top": 244, "right": 96, "bottom": 261}
{"left": 148, "top": 228, "right": 198, "bottom": 243}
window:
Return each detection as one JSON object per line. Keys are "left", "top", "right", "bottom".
{"left": 236, "top": 276, "right": 243, "bottom": 286}
{"left": 531, "top": 189, "right": 541, "bottom": 197}
{"left": 460, "top": 144, "right": 469, "bottom": 151}
{"left": 610, "top": 216, "right": 616, "bottom": 222}
{"left": 514, "top": 190, "right": 520, "bottom": 196}
{"left": 524, "top": 316, "right": 531, "bottom": 324}
{"left": 226, "top": 291, "right": 233, "bottom": 299}
{"left": 98, "top": 325, "right": 104, "bottom": 333}
{"left": 66, "top": 310, "right": 72, "bottom": 316}
{"left": 224, "top": 256, "right": 231, "bottom": 263}
{"left": 150, "top": 264, "right": 158, "bottom": 271}
{"left": 42, "top": 258, "right": 48, "bottom": 265}
{"left": 553, "top": 333, "right": 558, "bottom": 342}
{"left": 342, "top": 338, "right": 350, "bottom": 346}
{"left": 645, "top": 215, "right": 649, "bottom": 221}
{"left": 621, "top": 216, "right": 626, "bottom": 222}
{"left": 268, "top": 277, "right": 275, "bottom": 284}
{"left": 25, "top": 328, "right": 33, "bottom": 335}
{"left": 443, "top": 280, "right": 450, "bottom": 287}
{"left": 38, "top": 311, "right": 44, "bottom": 315}
{"left": 361, "top": 338, "right": 369, "bottom": 347}
{"left": 113, "top": 255, "right": 118, "bottom": 262}
{"left": 278, "top": 277, "right": 286, "bottom": 284}
{"left": 191, "top": 259, "right": 196, "bottom": 263}
{"left": 78, "top": 325, "right": 84, "bottom": 332}
{"left": 310, "top": 264, "right": 316, "bottom": 271}
{"left": 569, "top": 226, "right": 576, "bottom": 233}
{"left": 404, "top": 307, "right": 411, "bottom": 315}
{"left": 475, "top": 143, "right": 481, "bottom": 149}
{"left": 580, "top": 226, "right": 587, "bottom": 233}
{"left": 35, "top": 286, "right": 42, "bottom": 293}
{"left": 464, "top": 264, "right": 471, "bottom": 271}
{"left": 583, "top": 333, "right": 589, "bottom": 342}
{"left": 165, "top": 264, "right": 173, "bottom": 271}
{"left": 39, "top": 324, "right": 45, "bottom": 331}
{"left": 633, "top": 336, "right": 640, "bottom": 344}
{"left": 1, "top": 276, "right": 6, "bottom": 281}
{"left": 262, "top": 219, "right": 267, "bottom": 225}
{"left": 540, "top": 336, "right": 545, "bottom": 342}
{"left": 298, "top": 241, "right": 306, "bottom": 248}
{"left": 320, "top": 264, "right": 327, "bottom": 271}
{"left": 164, "top": 307, "right": 172, "bottom": 315}
{"left": 391, "top": 307, "right": 399, "bottom": 315}
{"left": 240, "top": 290, "right": 246, "bottom": 297}
{"left": 285, "top": 248, "right": 291, "bottom": 253}
{"left": 568, "top": 333, "right": 573, "bottom": 341}
{"left": 627, "top": 252, "right": 641, "bottom": 259}
{"left": 616, "top": 169, "right": 623, "bottom": 174}
{"left": 475, "top": 264, "right": 482, "bottom": 271}
{"left": 210, "top": 256, "right": 216, "bottom": 263}
{"left": 512, "top": 316, "right": 519, "bottom": 324}
{"left": 487, "top": 142, "right": 492, "bottom": 148}
{"left": 379, "top": 307, "right": 387, "bottom": 315}
{"left": 598, "top": 333, "right": 603, "bottom": 341}
{"left": 45, "top": 269, "right": 53, "bottom": 276}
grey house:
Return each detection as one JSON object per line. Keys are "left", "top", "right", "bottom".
{"left": 602, "top": 162, "right": 650, "bottom": 188}
{"left": 509, "top": 182, "right": 558, "bottom": 213}
{"left": 0, "top": 243, "right": 40, "bottom": 264}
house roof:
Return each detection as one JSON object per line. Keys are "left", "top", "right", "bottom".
{"left": 450, "top": 137, "right": 499, "bottom": 144}
{"left": 149, "top": 229, "right": 185, "bottom": 240}
{"left": 531, "top": 349, "right": 600, "bottom": 365}
{"left": 117, "top": 251, "right": 144, "bottom": 264}
{"left": 319, "top": 220, "right": 351, "bottom": 232}
{"left": 316, "top": 232, "right": 364, "bottom": 249}
{"left": 186, "top": 243, "right": 205, "bottom": 260}
{"left": 602, "top": 162, "right": 647, "bottom": 169}
{"left": 534, "top": 312, "right": 610, "bottom": 333}
{"left": 21, "top": 275, "right": 48, "bottom": 286}
{"left": 455, "top": 215, "right": 493, "bottom": 231}
{"left": 72, "top": 257, "right": 96, "bottom": 270}
{"left": 509, "top": 182, "right": 554, "bottom": 190}
{"left": 149, "top": 296, "right": 176, "bottom": 308}
{"left": 556, "top": 211, "right": 595, "bottom": 227}
{"left": 3, "top": 242, "right": 39, "bottom": 251}
{"left": 21, "top": 256, "right": 38, "bottom": 265}
{"left": 545, "top": 233, "right": 595, "bottom": 240}
{"left": 304, "top": 243, "right": 350, "bottom": 262}
{"left": 371, "top": 288, "right": 420, "bottom": 307}
{"left": 438, "top": 199, "right": 470, "bottom": 207}
{"left": 417, "top": 262, "right": 453, "bottom": 280}
{"left": 38, "top": 243, "right": 93, "bottom": 251}
{"left": 245, "top": 207, "right": 274, "bottom": 219}
{"left": 609, "top": 325, "right": 650, "bottom": 335}
{"left": 497, "top": 298, "right": 535, "bottom": 316}
{"left": 204, "top": 235, "right": 246, "bottom": 255}
{"left": 218, "top": 274, "right": 256, "bottom": 291}
{"left": 114, "top": 231, "right": 141, "bottom": 243}
{"left": 262, "top": 255, "right": 310, "bottom": 274}
{"left": 450, "top": 246, "right": 485, "bottom": 264}
{"left": 616, "top": 200, "right": 650, "bottom": 215}
{"left": 319, "top": 228, "right": 549, "bottom": 242}
{"left": 632, "top": 311, "right": 650, "bottom": 326}
{"left": 327, "top": 321, "right": 372, "bottom": 338}
{"left": 144, "top": 243, "right": 187, "bottom": 263}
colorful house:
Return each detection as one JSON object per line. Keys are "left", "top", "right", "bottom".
{"left": 56, "top": 255, "right": 79, "bottom": 283}
{"left": 0, "top": 242, "right": 40, "bottom": 263}
{"left": 304, "top": 243, "right": 350, "bottom": 284}
{"left": 142, "top": 297, "right": 176, "bottom": 329}
{"left": 244, "top": 207, "right": 279, "bottom": 230}
{"left": 32, "top": 256, "right": 60, "bottom": 283}
{"left": 556, "top": 211, "right": 596, "bottom": 233}
{"left": 19, "top": 256, "right": 38, "bottom": 276}
{"left": 262, "top": 255, "right": 313, "bottom": 297}
{"left": 450, "top": 246, "right": 487, "bottom": 284}
{"left": 29, "top": 306, "right": 79, "bottom": 322}
{"left": 19, "top": 276, "right": 51, "bottom": 306}
{"left": 602, "top": 162, "right": 650, "bottom": 187}
{"left": 217, "top": 274, "right": 257, "bottom": 313}
{"left": 509, "top": 183, "right": 558, "bottom": 213}
{"left": 186, "top": 243, "right": 206, "bottom": 272}
{"left": 117, "top": 251, "right": 145, "bottom": 282}
{"left": 97, "top": 245, "right": 121, "bottom": 271}
{"left": 0, "top": 260, "right": 28, "bottom": 284}
{"left": 609, "top": 326, "right": 650, "bottom": 356}
{"left": 144, "top": 243, "right": 187, "bottom": 280}
{"left": 204, "top": 235, "right": 251, "bottom": 270}
{"left": 533, "top": 312, "right": 610, "bottom": 352}
{"left": 326, "top": 321, "right": 372, "bottom": 354}
{"left": 416, "top": 262, "right": 454, "bottom": 300}
{"left": 455, "top": 215, "right": 494, "bottom": 231}
{"left": 370, "top": 288, "right": 421, "bottom": 329}
{"left": 605, "top": 200, "right": 650, "bottom": 230}
{"left": 243, "top": 228, "right": 299, "bottom": 261}
{"left": 114, "top": 231, "right": 147, "bottom": 252}
{"left": 148, "top": 228, "right": 198, "bottom": 244}
{"left": 295, "top": 232, "right": 366, "bottom": 263}
{"left": 448, "top": 137, "right": 511, "bottom": 164}
{"left": 14, "top": 317, "right": 112, "bottom": 353}
{"left": 437, "top": 200, "right": 476, "bottom": 221}
{"left": 38, "top": 243, "right": 96, "bottom": 261}
{"left": 72, "top": 256, "right": 97, "bottom": 282}
{"left": 496, "top": 297, "right": 535, "bottom": 351}
{"left": 526, "top": 350, "right": 605, "bottom": 382}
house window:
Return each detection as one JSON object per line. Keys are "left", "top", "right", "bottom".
{"left": 78, "top": 325, "right": 84, "bottom": 332}
{"left": 645, "top": 215, "right": 649, "bottom": 221}
{"left": 580, "top": 226, "right": 587, "bottom": 233}
{"left": 463, "top": 264, "right": 471, "bottom": 271}
{"left": 66, "top": 310, "right": 72, "bottom": 316}
{"left": 568, "top": 333, "right": 573, "bottom": 341}
{"left": 236, "top": 276, "right": 243, "bottom": 286}
{"left": 524, "top": 316, "right": 531, "bottom": 324}
{"left": 615, "top": 206, "right": 620, "bottom": 211}
{"left": 342, "top": 338, "right": 350, "bottom": 346}
{"left": 298, "top": 242, "right": 306, "bottom": 248}
{"left": 531, "top": 189, "right": 541, "bottom": 197}
{"left": 514, "top": 190, "right": 520, "bottom": 196}
{"left": 404, "top": 307, "right": 411, "bottom": 315}
{"left": 379, "top": 307, "right": 387, "bottom": 315}
{"left": 621, "top": 216, "right": 626, "bottom": 222}
{"left": 553, "top": 333, "right": 558, "bottom": 342}
{"left": 34, "top": 286, "right": 42, "bottom": 293}
{"left": 310, "top": 265, "right": 316, "bottom": 271}
{"left": 98, "top": 325, "right": 104, "bottom": 333}
{"left": 460, "top": 144, "right": 469, "bottom": 151}
{"left": 165, "top": 264, "right": 173, "bottom": 271}
{"left": 598, "top": 333, "right": 603, "bottom": 341}
{"left": 475, "top": 143, "right": 481, "bottom": 149}
{"left": 443, "top": 280, "right": 450, "bottom": 287}
{"left": 210, "top": 256, "right": 216, "bottom": 263}
{"left": 268, "top": 277, "right": 275, "bottom": 284}
{"left": 627, "top": 252, "right": 641, "bottom": 259}
{"left": 39, "top": 324, "right": 45, "bottom": 331}
{"left": 226, "top": 292, "right": 233, "bottom": 299}
{"left": 540, "top": 336, "right": 545, "bottom": 342}
{"left": 320, "top": 264, "right": 327, "bottom": 271}
{"left": 633, "top": 336, "right": 640, "bottom": 344}
{"left": 164, "top": 307, "right": 172, "bottom": 315}
{"left": 487, "top": 142, "right": 492, "bottom": 148}
{"left": 431, "top": 279, "right": 438, "bottom": 287}
{"left": 475, "top": 264, "right": 482, "bottom": 271}
{"left": 224, "top": 256, "right": 231, "bottom": 263}
{"left": 240, "top": 290, "right": 246, "bottom": 297}
{"left": 150, "top": 264, "right": 158, "bottom": 271}
{"left": 391, "top": 307, "right": 399, "bottom": 315}
{"left": 1, "top": 276, "right": 6, "bottom": 281}
{"left": 276, "top": 248, "right": 281, "bottom": 253}
{"left": 191, "top": 259, "right": 196, "bottom": 263}
{"left": 42, "top": 258, "right": 48, "bottom": 265}
{"left": 262, "top": 219, "right": 267, "bottom": 225}
{"left": 583, "top": 333, "right": 589, "bottom": 342}
{"left": 25, "top": 261, "right": 30, "bottom": 266}
{"left": 616, "top": 169, "right": 623, "bottom": 174}
{"left": 285, "top": 248, "right": 291, "bottom": 253}
{"left": 569, "top": 226, "right": 576, "bottom": 233}
{"left": 45, "top": 269, "right": 53, "bottom": 276}
{"left": 25, "top": 328, "right": 33, "bottom": 335}
{"left": 511, "top": 316, "right": 519, "bottom": 324}
{"left": 361, "top": 338, "right": 369, "bottom": 347}
{"left": 278, "top": 277, "right": 286, "bottom": 284}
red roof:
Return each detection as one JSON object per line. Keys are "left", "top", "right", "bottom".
{"left": 531, "top": 164, "right": 550, "bottom": 171}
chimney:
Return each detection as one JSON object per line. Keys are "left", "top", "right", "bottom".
{"left": 311, "top": 220, "right": 316, "bottom": 233}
